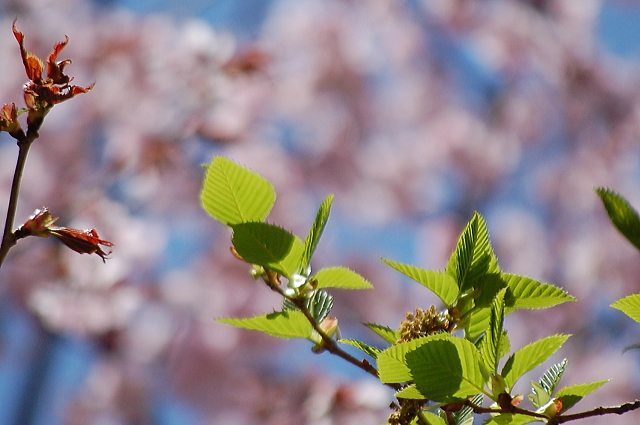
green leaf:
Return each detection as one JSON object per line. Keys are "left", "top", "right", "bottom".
{"left": 503, "top": 274, "right": 575, "bottom": 312}
{"left": 378, "top": 337, "right": 431, "bottom": 383}
{"left": 282, "top": 289, "right": 333, "bottom": 322}
{"left": 394, "top": 384, "right": 427, "bottom": 400}
{"left": 314, "top": 267, "right": 373, "bottom": 290}
{"left": 611, "top": 294, "right": 640, "bottom": 323}
{"left": 338, "top": 339, "right": 381, "bottom": 359}
{"left": 465, "top": 306, "right": 492, "bottom": 342}
{"left": 231, "top": 222, "right": 303, "bottom": 278}
{"left": 483, "top": 414, "right": 540, "bottom": 425}
{"left": 365, "top": 323, "right": 400, "bottom": 345}
{"left": 528, "top": 381, "right": 550, "bottom": 409}
{"left": 446, "top": 212, "right": 500, "bottom": 292}
{"left": 456, "top": 393, "right": 483, "bottom": 425}
{"left": 539, "top": 358, "right": 567, "bottom": 395}
{"left": 479, "top": 289, "right": 508, "bottom": 373}
{"left": 556, "top": 380, "right": 609, "bottom": 412}
{"left": 405, "top": 334, "right": 486, "bottom": 402}
{"left": 301, "top": 195, "right": 334, "bottom": 272}
{"left": 381, "top": 258, "right": 459, "bottom": 306}
{"left": 201, "top": 156, "right": 276, "bottom": 225}
{"left": 421, "top": 411, "right": 447, "bottom": 425}
{"left": 596, "top": 187, "right": 640, "bottom": 251}
{"left": 217, "top": 310, "right": 312, "bottom": 339}
{"left": 502, "top": 335, "right": 570, "bottom": 389}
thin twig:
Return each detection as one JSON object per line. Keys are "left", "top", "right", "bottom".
{"left": 551, "top": 400, "right": 640, "bottom": 424}
{"left": 0, "top": 129, "right": 32, "bottom": 267}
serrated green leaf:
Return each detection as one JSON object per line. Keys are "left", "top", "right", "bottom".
{"left": 201, "top": 156, "right": 276, "bottom": 225}
{"left": 394, "top": 384, "right": 427, "bottom": 400}
{"left": 365, "top": 323, "right": 400, "bottom": 345}
{"left": 539, "top": 358, "right": 567, "bottom": 395}
{"left": 338, "top": 339, "right": 381, "bottom": 359}
{"left": 282, "top": 289, "right": 333, "bottom": 322}
{"left": 314, "top": 267, "right": 373, "bottom": 290}
{"left": 381, "top": 258, "right": 459, "bottom": 306}
{"left": 556, "top": 380, "right": 609, "bottom": 412}
{"left": 405, "top": 334, "right": 486, "bottom": 402}
{"left": 378, "top": 337, "right": 431, "bottom": 383}
{"left": 465, "top": 306, "right": 492, "bottom": 342}
{"left": 217, "top": 310, "right": 312, "bottom": 339}
{"left": 502, "top": 335, "right": 571, "bottom": 389}
{"left": 422, "top": 411, "right": 447, "bottom": 425}
{"left": 479, "top": 289, "right": 507, "bottom": 373}
{"left": 503, "top": 275, "right": 575, "bottom": 312}
{"left": 482, "top": 414, "right": 540, "bottom": 425}
{"left": 231, "top": 222, "right": 303, "bottom": 278}
{"left": 611, "top": 294, "right": 640, "bottom": 323}
{"left": 596, "top": 187, "right": 640, "bottom": 251}
{"left": 301, "top": 195, "right": 334, "bottom": 272}
{"left": 446, "top": 212, "right": 500, "bottom": 292}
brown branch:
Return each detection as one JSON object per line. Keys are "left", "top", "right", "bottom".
{"left": 551, "top": 400, "right": 640, "bottom": 424}
{"left": 0, "top": 128, "right": 33, "bottom": 267}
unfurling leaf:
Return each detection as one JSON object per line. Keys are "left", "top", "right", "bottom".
{"left": 301, "top": 194, "right": 333, "bottom": 271}
{"left": 479, "top": 288, "right": 508, "bottom": 374}
{"left": 201, "top": 156, "right": 275, "bottom": 226}
{"left": 338, "top": 339, "right": 381, "bottom": 359}
{"left": 364, "top": 323, "right": 401, "bottom": 345}
{"left": 596, "top": 187, "right": 640, "bottom": 251}
{"left": 217, "top": 310, "right": 312, "bottom": 339}
{"left": 16, "top": 208, "right": 113, "bottom": 262}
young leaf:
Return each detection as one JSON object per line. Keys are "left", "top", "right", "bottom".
{"left": 464, "top": 306, "right": 492, "bottom": 342}
{"left": 502, "top": 335, "right": 571, "bottom": 389}
{"left": 596, "top": 187, "right": 640, "bottom": 251}
{"left": 482, "top": 414, "right": 540, "bottom": 425}
{"left": 338, "top": 339, "right": 381, "bottom": 359}
{"left": 381, "top": 258, "right": 459, "bottom": 306}
{"left": 455, "top": 393, "right": 483, "bottom": 425}
{"left": 394, "top": 384, "right": 427, "bottom": 400}
{"left": 529, "top": 381, "right": 550, "bottom": 409}
{"left": 378, "top": 337, "right": 431, "bottom": 383}
{"left": 503, "top": 274, "right": 575, "bottom": 312}
{"left": 201, "top": 156, "right": 276, "bottom": 225}
{"left": 231, "top": 222, "right": 303, "bottom": 278}
{"left": 406, "top": 334, "right": 485, "bottom": 402}
{"left": 556, "top": 380, "right": 609, "bottom": 412}
{"left": 421, "top": 411, "right": 447, "bottom": 425}
{"left": 479, "top": 288, "right": 508, "bottom": 374}
{"left": 539, "top": 358, "right": 567, "bottom": 395}
{"left": 282, "top": 289, "right": 333, "bottom": 322}
{"left": 300, "top": 195, "right": 334, "bottom": 272}
{"left": 364, "top": 323, "right": 400, "bottom": 345}
{"left": 217, "top": 310, "right": 312, "bottom": 339}
{"left": 314, "top": 267, "right": 373, "bottom": 290}
{"left": 611, "top": 294, "right": 640, "bottom": 323}
{"left": 446, "top": 212, "right": 500, "bottom": 292}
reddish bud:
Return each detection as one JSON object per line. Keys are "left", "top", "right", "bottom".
{"left": 17, "top": 208, "right": 114, "bottom": 262}
{"left": 0, "top": 103, "right": 22, "bottom": 136}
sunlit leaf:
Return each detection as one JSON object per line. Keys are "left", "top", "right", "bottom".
{"left": 465, "top": 306, "right": 492, "bottom": 342}
{"left": 301, "top": 195, "right": 334, "bottom": 271}
{"left": 365, "top": 323, "right": 400, "bottom": 345}
{"left": 201, "top": 156, "right": 275, "bottom": 225}
{"left": 394, "top": 384, "right": 427, "bottom": 400}
{"left": 539, "top": 358, "right": 567, "bottom": 395}
{"left": 611, "top": 294, "right": 640, "bottom": 323}
{"left": 503, "top": 274, "right": 575, "bottom": 312}
{"left": 406, "top": 334, "right": 485, "bottom": 402}
{"left": 446, "top": 212, "right": 500, "bottom": 292}
{"left": 338, "top": 339, "right": 380, "bottom": 359}
{"left": 482, "top": 414, "right": 540, "bottom": 425}
{"left": 421, "top": 411, "right": 447, "bottom": 425}
{"left": 455, "top": 393, "right": 483, "bottom": 425}
{"left": 556, "top": 380, "right": 609, "bottom": 412}
{"left": 217, "top": 310, "right": 312, "bottom": 339}
{"left": 378, "top": 337, "right": 431, "bottom": 383}
{"left": 231, "top": 222, "right": 303, "bottom": 278}
{"left": 381, "top": 258, "right": 458, "bottom": 306}
{"left": 502, "top": 335, "right": 571, "bottom": 389}
{"left": 479, "top": 288, "right": 508, "bottom": 373}
{"left": 529, "top": 381, "right": 550, "bottom": 410}
{"left": 314, "top": 267, "right": 372, "bottom": 290}
{"left": 596, "top": 187, "right": 640, "bottom": 251}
